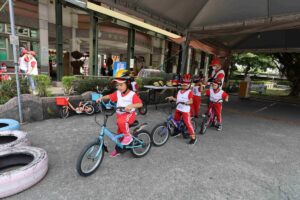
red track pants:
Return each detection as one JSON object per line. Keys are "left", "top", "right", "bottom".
{"left": 208, "top": 103, "right": 223, "bottom": 124}
{"left": 191, "top": 96, "right": 201, "bottom": 117}
{"left": 174, "top": 110, "right": 195, "bottom": 136}
{"left": 116, "top": 112, "right": 136, "bottom": 136}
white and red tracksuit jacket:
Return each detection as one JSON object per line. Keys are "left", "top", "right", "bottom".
{"left": 205, "top": 89, "right": 228, "bottom": 124}
{"left": 209, "top": 69, "right": 225, "bottom": 87}
{"left": 174, "top": 89, "right": 195, "bottom": 135}
{"left": 109, "top": 90, "right": 142, "bottom": 136}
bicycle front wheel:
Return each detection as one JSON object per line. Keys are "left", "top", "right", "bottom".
{"left": 200, "top": 118, "right": 209, "bottom": 135}
{"left": 151, "top": 123, "right": 170, "bottom": 147}
{"left": 131, "top": 130, "right": 152, "bottom": 158}
{"left": 76, "top": 140, "right": 104, "bottom": 177}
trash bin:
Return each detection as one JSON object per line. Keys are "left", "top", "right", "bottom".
{"left": 239, "top": 81, "right": 250, "bottom": 98}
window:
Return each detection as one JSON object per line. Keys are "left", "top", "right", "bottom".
{"left": 0, "top": 23, "right": 4, "bottom": 33}
{"left": 0, "top": 37, "right": 8, "bottom": 61}
{"left": 30, "top": 30, "right": 38, "bottom": 38}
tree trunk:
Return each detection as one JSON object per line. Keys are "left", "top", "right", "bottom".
{"left": 244, "top": 66, "right": 251, "bottom": 78}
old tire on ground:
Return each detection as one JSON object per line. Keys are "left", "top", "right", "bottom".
{"left": 0, "top": 147, "right": 48, "bottom": 198}
{"left": 0, "top": 119, "right": 20, "bottom": 131}
{"left": 0, "top": 131, "right": 30, "bottom": 150}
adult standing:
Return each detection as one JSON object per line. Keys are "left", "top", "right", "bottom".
{"left": 19, "top": 49, "right": 29, "bottom": 74}
{"left": 26, "top": 51, "right": 38, "bottom": 94}
{"left": 106, "top": 54, "right": 113, "bottom": 76}
{"left": 208, "top": 57, "right": 225, "bottom": 87}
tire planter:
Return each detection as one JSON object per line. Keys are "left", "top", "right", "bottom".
{"left": 0, "top": 147, "right": 48, "bottom": 198}
{"left": 0, "top": 119, "right": 20, "bottom": 131}
{"left": 0, "top": 131, "right": 30, "bottom": 150}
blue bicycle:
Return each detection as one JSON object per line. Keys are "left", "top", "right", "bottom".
{"left": 91, "top": 87, "right": 116, "bottom": 113}
{"left": 151, "top": 101, "right": 197, "bottom": 147}
{"left": 76, "top": 107, "right": 152, "bottom": 177}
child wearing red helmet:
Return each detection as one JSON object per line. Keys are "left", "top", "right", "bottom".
{"left": 166, "top": 74, "right": 197, "bottom": 145}
{"left": 205, "top": 79, "right": 229, "bottom": 131}
{"left": 191, "top": 75, "right": 204, "bottom": 118}
{"left": 96, "top": 70, "right": 143, "bottom": 157}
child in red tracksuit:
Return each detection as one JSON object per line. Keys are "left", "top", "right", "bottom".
{"left": 166, "top": 74, "right": 197, "bottom": 145}
{"left": 97, "top": 70, "right": 143, "bottom": 157}
{"left": 191, "top": 75, "right": 204, "bottom": 118}
{"left": 205, "top": 79, "right": 229, "bottom": 131}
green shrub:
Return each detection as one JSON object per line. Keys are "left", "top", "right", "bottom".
{"left": 62, "top": 76, "right": 77, "bottom": 95}
{"left": 0, "top": 77, "right": 30, "bottom": 104}
{"left": 73, "top": 77, "right": 112, "bottom": 94}
{"left": 34, "top": 75, "right": 52, "bottom": 97}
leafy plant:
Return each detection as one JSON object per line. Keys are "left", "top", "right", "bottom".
{"left": 62, "top": 76, "right": 77, "bottom": 95}
{"left": 0, "top": 77, "right": 30, "bottom": 104}
{"left": 34, "top": 75, "right": 52, "bottom": 97}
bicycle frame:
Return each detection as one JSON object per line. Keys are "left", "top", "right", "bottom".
{"left": 93, "top": 108, "right": 146, "bottom": 157}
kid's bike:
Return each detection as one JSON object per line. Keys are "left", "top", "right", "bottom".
{"left": 151, "top": 101, "right": 197, "bottom": 147}
{"left": 200, "top": 99, "right": 223, "bottom": 134}
{"left": 76, "top": 107, "right": 152, "bottom": 177}
{"left": 55, "top": 97, "right": 94, "bottom": 119}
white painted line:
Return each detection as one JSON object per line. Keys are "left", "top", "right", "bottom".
{"left": 254, "top": 106, "right": 268, "bottom": 113}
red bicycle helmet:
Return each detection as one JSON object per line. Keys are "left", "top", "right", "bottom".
{"left": 210, "top": 57, "right": 221, "bottom": 66}
{"left": 212, "top": 79, "right": 222, "bottom": 87}
{"left": 182, "top": 74, "right": 192, "bottom": 85}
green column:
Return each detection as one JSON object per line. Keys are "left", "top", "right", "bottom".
{"left": 55, "top": 0, "right": 63, "bottom": 81}
{"left": 180, "top": 32, "right": 190, "bottom": 75}
{"left": 89, "top": 13, "right": 99, "bottom": 76}
{"left": 127, "top": 27, "right": 135, "bottom": 70}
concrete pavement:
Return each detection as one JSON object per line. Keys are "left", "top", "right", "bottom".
{"left": 5, "top": 97, "right": 300, "bottom": 200}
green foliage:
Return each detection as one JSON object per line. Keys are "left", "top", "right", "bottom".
{"left": 34, "top": 75, "right": 52, "bottom": 97}
{"left": 0, "top": 77, "right": 30, "bottom": 104}
{"left": 272, "top": 53, "right": 300, "bottom": 96}
{"left": 135, "top": 78, "right": 144, "bottom": 90}
{"left": 73, "top": 77, "right": 112, "bottom": 94}
{"left": 231, "top": 53, "right": 276, "bottom": 77}
{"left": 62, "top": 76, "right": 77, "bottom": 95}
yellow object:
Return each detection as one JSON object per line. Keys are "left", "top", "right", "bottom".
{"left": 87, "top": 2, "right": 181, "bottom": 39}
{"left": 115, "top": 69, "right": 129, "bottom": 78}
{"left": 159, "top": 81, "right": 164, "bottom": 86}
{"left": 239, "top": 81, "right": 250, "bottom": 98}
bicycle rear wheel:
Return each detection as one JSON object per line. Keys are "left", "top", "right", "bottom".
{"left": 138, "top": 104, "right": 148, "bottom": 115}
{"left": 84, "top": 104, "right": 95, "bottom": 115}
{"left": 76, "top": 140, "right": 104, "bottom": 177}
{"left": 60, "top": 106, "right": 69, "bottom": 119}
{"left": 131, "top": 130, "right": 152, "bottom": 158}
{"left": 151, "top": 123, "right": 170, "bottom": 147}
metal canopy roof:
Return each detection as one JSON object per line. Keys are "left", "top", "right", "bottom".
{"left": 95, "top": 0, "right": 300, "bottom": 53}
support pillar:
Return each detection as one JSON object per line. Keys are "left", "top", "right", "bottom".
{"left": 38, "top": 0, "right": 49, "bottom": 74}
{"left": 55, "top": 0, "right": 63, "bottom": 80}
{"left": 127, "top": 27, "right": 135, "bottom": 70}
{"left": 166, "top": 41, "right": 173, "bottom": 73}
{"left": 88, "top": 13, "right": 99, "bottom": 76}
{"left": 180, "top": 32, "right": 190, "bottom": 75}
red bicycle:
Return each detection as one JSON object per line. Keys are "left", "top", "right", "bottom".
{"left": 56, "top": 97, "right": 94, "bottom": 119}
{"left": 199, "top": 99, "right": 223, "bottom": 134}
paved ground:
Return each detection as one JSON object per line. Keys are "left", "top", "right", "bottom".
{"left": 6, "top": 96, "right": 300, "bottom": 200}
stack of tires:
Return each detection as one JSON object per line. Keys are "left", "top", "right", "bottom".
{"left": 0, "top": 119, "right": 48, "bottom": 198}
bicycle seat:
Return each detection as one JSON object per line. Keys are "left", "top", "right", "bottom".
{"left": 129, "top": 120, "right": 139, "bottom": 128}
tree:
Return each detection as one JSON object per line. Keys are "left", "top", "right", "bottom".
{"left": 272, "top": 53, "right": 300, "bottom": 97}
{"left": 231, "top": 53, "right": 276, "bottom": 77}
